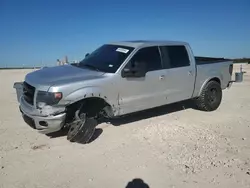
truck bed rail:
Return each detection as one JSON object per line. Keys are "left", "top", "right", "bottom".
{"left": 195, "top": 56, "right": 232, "bottom": 65}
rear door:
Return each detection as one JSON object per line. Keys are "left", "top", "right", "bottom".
{"left": 118, "top": 46, "right": 167, "bottom": 115}
{"left": 159, "top": 45, "right": 196, "bottom": 104}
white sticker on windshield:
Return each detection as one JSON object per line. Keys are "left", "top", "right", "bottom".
{"left": 116, "top": 48, "right": 129, "bottom": 53}
{"left": 109, "top": 64, "right": 113, "bottom": 67}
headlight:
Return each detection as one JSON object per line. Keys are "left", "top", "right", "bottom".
{"left": 36, "top": 91, "right": 63, "bottom": 106}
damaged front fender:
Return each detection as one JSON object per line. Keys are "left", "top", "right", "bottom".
{"left": 61, "top": 86, "right": 120, "bottom": 116}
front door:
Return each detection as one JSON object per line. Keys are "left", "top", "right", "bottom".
{"left": 118, "top": 46, "right": 167, "bottom": 115}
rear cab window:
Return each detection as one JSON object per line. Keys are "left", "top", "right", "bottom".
{"left": 159, "top": 45, "right": 190, "bottom": 69}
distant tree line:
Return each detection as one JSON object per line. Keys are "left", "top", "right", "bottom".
{"left": 233, "top": 58, "right": 250, "bottom": 64}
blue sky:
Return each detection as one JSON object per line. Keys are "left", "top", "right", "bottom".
{"left": 1, "top": 0, "right": 249, "bottom": 67}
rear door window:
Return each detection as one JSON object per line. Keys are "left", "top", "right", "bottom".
{"left": 160, "top": 45, "right": 190, "bottom": 68}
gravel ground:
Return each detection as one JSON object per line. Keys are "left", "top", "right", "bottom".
{"left": 0, "top": 64, "right": 250, "bottom": 188}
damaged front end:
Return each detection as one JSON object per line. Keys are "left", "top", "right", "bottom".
{"left": 13, "top": 82, "right": 67, "bottom": 134}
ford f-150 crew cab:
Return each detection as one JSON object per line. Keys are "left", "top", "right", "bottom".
{"left": 14, "top": 40, "right": 234, "bottom": 144}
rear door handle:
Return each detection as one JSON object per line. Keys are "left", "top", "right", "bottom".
{"left": 159, "top": 75, "right": 165, "bottom": 80}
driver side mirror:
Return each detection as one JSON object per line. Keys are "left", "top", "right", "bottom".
{"left": 121, "top": 61, "right": 146, "bottom": 78}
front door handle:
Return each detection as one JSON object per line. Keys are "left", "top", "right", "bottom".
{"left": 188, "top": 71, "right": 193, "bottom": 76}
{"left": 159, "top": 75, "right": 165, "bottom": 80}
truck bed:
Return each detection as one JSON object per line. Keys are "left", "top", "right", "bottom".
{"left": 192, "top": 59, "right": 233, "bottom": 98}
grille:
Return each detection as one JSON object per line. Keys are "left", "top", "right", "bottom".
{"left": 23, "top": 81, "right": 35, "bottom": 105}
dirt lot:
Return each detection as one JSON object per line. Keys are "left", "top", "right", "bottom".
{"left": 0, "top": 64, "right": 250, "bottom": 188}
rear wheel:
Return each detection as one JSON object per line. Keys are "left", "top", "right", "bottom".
{"left": 195, "top": 80, "right": 222, "bottom": 111}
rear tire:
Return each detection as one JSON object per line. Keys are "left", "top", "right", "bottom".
{"left": 194, "top": 81, "right": 222, "bottom": 111}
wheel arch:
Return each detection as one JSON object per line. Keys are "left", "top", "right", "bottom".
{"left": 198, "top": 77, "right": 221, "bottom": 96}
{"left": 65, "top": 96, "right": 116, "bottom": 124}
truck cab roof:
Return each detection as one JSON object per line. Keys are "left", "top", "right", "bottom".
{"left": 108, "top": 40, "right": 189, "bottom": 48}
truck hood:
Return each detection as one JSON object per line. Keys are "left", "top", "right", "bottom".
{"left": 25, "top": 65, "right": 105, "bottom": 90}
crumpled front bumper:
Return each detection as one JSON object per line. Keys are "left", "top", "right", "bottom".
{"left": 13, "top": 80, "right": 67, "bottom": 134}
{"left": 19, "top": 96, "right": 67, "bottom": 134}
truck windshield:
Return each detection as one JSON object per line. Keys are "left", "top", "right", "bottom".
{"left": 77, "top": 44, "right": 134, "bottom": 73}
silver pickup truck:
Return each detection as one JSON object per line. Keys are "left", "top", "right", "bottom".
{"left": 14, "top": 40, "right": 234, "bottom": 143}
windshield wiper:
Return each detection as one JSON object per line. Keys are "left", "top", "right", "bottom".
{"left": 83, "top": 64, "right": 100, "bottom": 72}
